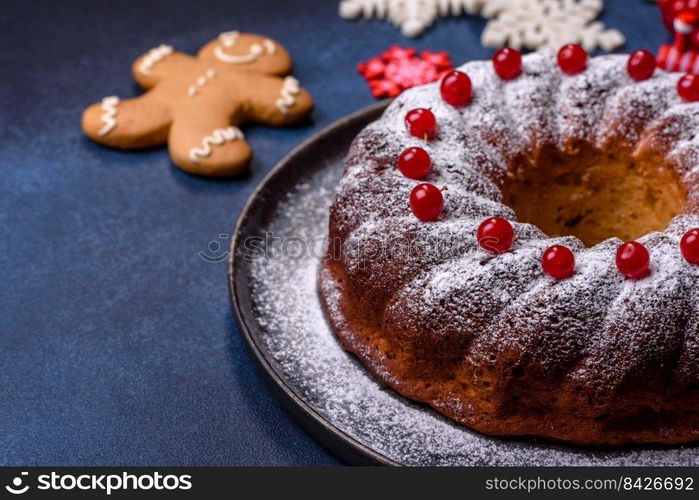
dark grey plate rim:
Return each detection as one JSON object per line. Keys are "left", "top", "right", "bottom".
{"left": 228, "top": 101, "right": 395, "bottom": 466}
{"left": 227, "top": 102, "right": 699, "bottom": 467}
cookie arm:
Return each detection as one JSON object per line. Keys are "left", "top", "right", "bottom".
{"left": 131, "top": 46, "right": 195, "bottom": 90}
{"left": 243, "top": 74, "right": 314, "bottom": 126}
{"left": 82, "top": 91, "right": 171, "bottom": 149}
{"left": 168, "top": 110, "right": 252, "bottom": 178}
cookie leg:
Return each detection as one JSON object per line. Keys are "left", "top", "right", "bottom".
{"left": 82, "top": 92, "right": 171, "bottom": 149}
{"left": 168, "top": 116, "right": 252, "bottom": 177}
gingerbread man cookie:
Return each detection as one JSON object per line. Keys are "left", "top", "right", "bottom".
{"left": 82, "top": 31, "right": 314, "bottom": 177}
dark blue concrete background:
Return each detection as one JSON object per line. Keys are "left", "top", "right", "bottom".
{"left": 0, "top": 0, "right": 666, "bottom": 465}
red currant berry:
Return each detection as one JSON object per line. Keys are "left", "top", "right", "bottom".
{"left": 398, "top": 147, "right": 431, "bottom": 179}
{"left": 627, "top": 50, "right": 656, "bottom": 81}
{"left": 440, "top": 70, "right": 472, "bottom": 107}
{"left": 492, "top": 47, "right": 523, "bottom": 80}
{"left": 557, "top": 44, "right": 588, "bottom": 75}
{"left": 678, "top": 74, "right": 699, "bottom": 101}
{"left": 681, "top": 228, "right": 699, "bottom": 264}
{"left": 405, "top": 108, "right": 436, "bottom": 140}
{"left": 477, "top": 217, "right": 515, "bottom": 254}
{"left": 541, "top": 245, "right": 576, "bottom": 280}
{"left": 616, "top": 241, "right": 650, "bottom": 279}
{"left": 409, "top": 183, "right": 444, "bottom": 221}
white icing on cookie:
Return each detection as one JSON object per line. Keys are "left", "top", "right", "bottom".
{"left": 138, "top": 44, "right": 173, "bottom": 76}
{"left": 215, "top": 43, "right": 264, "bottom": 64}
{"left": 276, "top": 76, "right": 301, "bottom": 114}
{"left": 214, "top": 31, "right": 275, "bottom": 64}
{"left": 189, "top": 126, "right": 244, "bottom": 163}
{"left": 187, "top": 68, "right": 217, "bottom": 97}
{"left": 219, "top": 30, "right": 239, "bottom": 47}
{"left": 98, "top": 96, "right": 119, "bottom": 136}
{"left": 263, "top": 39, "right": 276, "bottom": 55}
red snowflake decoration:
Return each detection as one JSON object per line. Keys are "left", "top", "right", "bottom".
{"left": 357, "top": 46, "right": 453, "bottom": 99}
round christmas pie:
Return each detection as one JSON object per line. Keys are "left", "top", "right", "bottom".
{"left": 319, "top": 47, "right": 699, "bottom": 445}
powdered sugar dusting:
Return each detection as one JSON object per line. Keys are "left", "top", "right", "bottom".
{"left": 244, "top": 52, "right": 699, "bottom": 464}
{"left": 246, "top": 161, "right": 698, "bottom": 465}
{"left": 331, "top": 53, "right": 699, "bottom": 394}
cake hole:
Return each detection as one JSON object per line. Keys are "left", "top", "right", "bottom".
{"left": 500, "top": 144, "right": 686, "bottom": 247}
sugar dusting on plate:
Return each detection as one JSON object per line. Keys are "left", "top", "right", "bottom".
{"left": 245, "top": 163, "right": 698, "bottom": 466}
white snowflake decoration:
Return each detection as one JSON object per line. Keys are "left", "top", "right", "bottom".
{"left": 480, "top": 0, "right": 625, "bottom": 52}
{"left": 339, "top": 0, "right": 482, "bottom": 38}
{"left": 338, "top": 0, "right": 625, "bottom": 52}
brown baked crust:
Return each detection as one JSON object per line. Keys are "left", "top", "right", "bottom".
{"left": 319, "top": 52, "right": 699, "bottom": 446}
{"left": 320, "top": 260, "right": 699, "bottom": 445}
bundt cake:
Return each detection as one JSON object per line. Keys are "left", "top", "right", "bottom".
{"left": 319, "top": 47, "right": 699, "bottom": 446}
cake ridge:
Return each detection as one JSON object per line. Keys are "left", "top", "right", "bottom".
{"left": 321, "top": 51, "right": 699, "bottom": 444}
